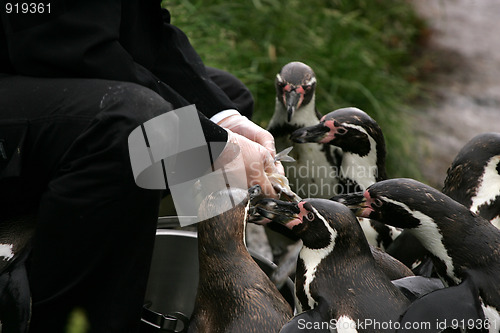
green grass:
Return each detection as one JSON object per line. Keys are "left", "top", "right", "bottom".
{"left": 162, "top": 0, "right": 428, "bottom": 180}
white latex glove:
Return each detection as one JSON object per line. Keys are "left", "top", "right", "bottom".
{"left": 214, "top": 130, "right": 281, "bottom": 198}
{"left": 217, "top": 114, "right": 284, "bottom": 175}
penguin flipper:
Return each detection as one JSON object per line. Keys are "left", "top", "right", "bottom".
{"left": 397, "top": 277, "right": 486, "bottom": 332}
{"left": 391, "top": 276, "right": 444, "bottom": 302}
{"left": 385, "top": 230, "right": 431, "bottom": 274}
{"left": 370, "top": 246, "right": 414, "bottom": 280}
{"left": 279, "top": 310, "right": 330, "bottom": 333}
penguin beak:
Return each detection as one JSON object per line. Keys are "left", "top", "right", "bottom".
{"left": 284, "top": 90, "right": 303, "bottom": 122}
{"left": 254, "top": 198, "right": 300, "bottom": 225}
{"left": 248, "top": 185, "right": 263, "bottom": 204}
{"left": 290, "top": 123, "right": 330, "bottom": 143}
{"left": 330, "top": 192, "right": 373, "bottom": 217}
{"left": 247, "top": 185, "right": 271, "bottom": 225}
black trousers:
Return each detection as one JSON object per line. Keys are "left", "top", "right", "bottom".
{"left": 0, "top": 69, "right": 253, "bottom": 332}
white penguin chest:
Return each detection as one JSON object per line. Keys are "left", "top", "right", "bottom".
{"left": 277, "top": 139, "right": 339, "bottom": 199}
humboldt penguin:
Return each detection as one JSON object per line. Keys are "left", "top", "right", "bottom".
{"left": 256, "top": 197, "right": 411, "bottom": 331}
{"left": 388, "top": 132, "right": 500, "bottom": 274}
{"left": 443, "top": 132, "right": 500, "bottom": 228}
{"left": 291, "top": 107, "right": 401, "bottom": 251}
{"left": 249, "top": 186, "right": 412, "bottom": 288}
{"left": 266, "top": 62, "right": 341, "bottom": 272}
{"left": 355, "top": 178, "right": 500, "bottom": 328}
{"left": 0, "top": 213, "right": 36, "bottom": 333}
{"left": 267, "top": 61, "right": 341, "bottom": 199}
{"left": 187, "top": 188, "right": 292, "bottom": 333}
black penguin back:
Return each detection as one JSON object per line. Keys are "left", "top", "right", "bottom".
{"left": 0, "top": 213, "right": 35, "bottom": 333}
{"left": 364, "top": 179, "right": 500, "bottom": 309}
{"left": 443, "top": 132, "right": 500, "bottom": 223}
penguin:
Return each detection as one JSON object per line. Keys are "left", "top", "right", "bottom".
{"left": 397, "top": 274, "right": 487, "bottom": 332}
{"left": 265, "top": 62, "right": 341, "bottom": 272}
{"left": 354, "top": 178, "right": 500, "bottom": 329}
{"left": 267, "top": 61, "right": 341, "bottom": 199}
{"left": 369, "top": 245, "right": 415, "bottom": 281}
{"left": 0, "top": 213, "right": 36, "bottom": 333}
{"left": 443, "top": 132, "right": 500, "bottom": 228}
{"left": 249, "top": 186, "right": 413, "bottom": 288}
{"left": 255, "top": 197, "right": 411, "bottom": 332}
{"left": 390, "top": 276, "right": 445, "bottom": 302}
{"left": 387, "top": 132, "right": 500, "bottom": 274}
{"left": 291, "top": 107, "right": 401, "bottom": 251}
{"left": 290, "top": 107, "right": 386, "bottom": 192}
{"left": 187, "top": 188, "right": 292, "bottom": 333}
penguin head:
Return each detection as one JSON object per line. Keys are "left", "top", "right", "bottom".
{"left": 256, "top": 197, "right": 365, "bottom": 250}
{"left": 443, "top": 132, "right": 500, "bottom": 224}
{"left": 353, "top": 180, "right": 422, "bottom": 230}
{"left": 354, "top": 178, "right": 473, "bottom": 232}
{"left": 275, "top": 62, "right": 316, "bottom": 123}
{"left": 198, "top": 188, "right": 250, "bottom": 241}
{"left": 291, "top": 107, "right": 384, "bottom": 156}
{"left": 354, "top": 179, "right": 500, "bottom": 286}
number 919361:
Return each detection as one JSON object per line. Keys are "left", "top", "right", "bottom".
{"left": 450, "top": 318, "right": 495, "bottom": 331}
{"left": 5, "top": 2, "right": 51, "bottom": 14}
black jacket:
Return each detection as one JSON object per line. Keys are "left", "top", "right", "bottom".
{"left": 0, "top": 0, "right": 230, "bottom": 141}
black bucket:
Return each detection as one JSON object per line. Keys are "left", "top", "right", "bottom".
{"left": 141, "top": 217, "right": 295, "bottom": 332}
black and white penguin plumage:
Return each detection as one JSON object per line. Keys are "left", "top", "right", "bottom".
{"left": 267, "top": 61, "right": 340, "bottom": 199}
{"left": 0, "top": 213, "right": 35, "bottom": 333}
{"left": 291, "top": 107, "right": 386, "bottom": 192}
{"left": 188, "top": 188, "right": 292, "bottom": 333}
{"left": 356, "top": 178, "right": 500, "bottom": 328}
{"left": 443, "top": 132, "right": 500, "bottom": 228}
{"left": 256, "top": 197, "right": 410, "bottom": 332}
{"left": 291, "top": 107, "right": 401, "bottom": 251}
{"left": 388, "top": 132, "right": 500, "bottom": 273}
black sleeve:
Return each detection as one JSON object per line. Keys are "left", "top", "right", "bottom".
{"left": 1, "top": 0, "right": 231, "bottom": 141}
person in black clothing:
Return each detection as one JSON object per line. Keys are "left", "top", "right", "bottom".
{"left": 0, "top": 1, "right": 283, "bottom": 332}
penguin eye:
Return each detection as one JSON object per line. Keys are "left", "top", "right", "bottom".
{"left": 337, "top": 127, "right": 348, "bottom": 135}
{"left": 336, "top": 126, "right": 347, "bottom": 135}
{"left": 305, "top": 211, "right": 315, "bottom": 221}
{"left": 372, "top": 198, "right": 383, "bottom": 208}
{"left": 276, "top": 79, "right": 286, "bottom": 88}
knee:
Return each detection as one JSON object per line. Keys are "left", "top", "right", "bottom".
{"left": 97, "top": 82, "right": 175, "bottom": 128}
{"left": 75, "top": 82, "right": 177, "bottom": 175}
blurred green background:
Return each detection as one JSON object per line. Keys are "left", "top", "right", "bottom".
{"left": 162, "top": 0, "right": 428, "bottom": 180}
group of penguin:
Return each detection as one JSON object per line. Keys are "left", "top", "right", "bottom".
{"left": 187, "top": 61, "right": 500, "bottom": 333}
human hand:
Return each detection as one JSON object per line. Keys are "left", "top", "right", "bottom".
{"left": 214, "top": 130, "right": 282, "bottom": 198}
{"left": 217, "top": 114, "right": 284, "bottom": 175}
